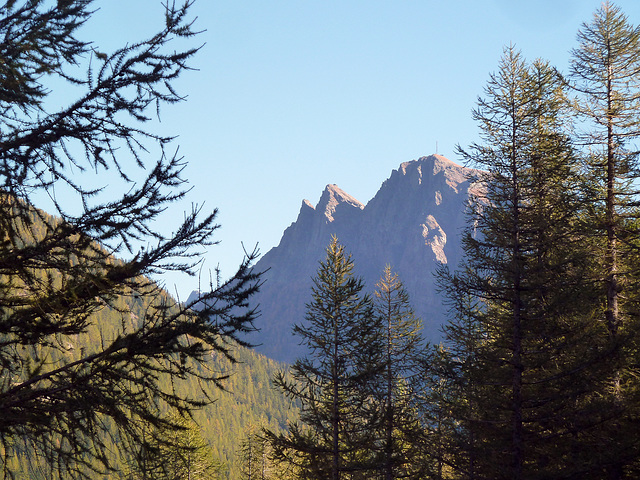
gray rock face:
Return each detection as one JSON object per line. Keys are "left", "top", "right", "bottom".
{"left": 242, "top": 155, "right": 479, "bottom": 363}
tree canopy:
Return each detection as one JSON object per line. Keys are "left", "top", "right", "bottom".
{"left": 266, "top": 237, "right": 383, "bottom": 480}
{"left": 0, "top": 1, "right": 261, "bottom": 478}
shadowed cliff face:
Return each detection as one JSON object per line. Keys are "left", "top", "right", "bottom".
{"left": 219, "top": 155, "right": 480, "bottom": 364}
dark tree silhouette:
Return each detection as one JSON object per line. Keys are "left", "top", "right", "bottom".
{"left": 439, "top": 47, "right": 607, "bottom": 479}
{"left": 266, "top": 236, "right": 382, "bottom": 480}
{"left": 0, "top": 1, "right": 261, "bottom": 478}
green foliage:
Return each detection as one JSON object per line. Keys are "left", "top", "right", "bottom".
{"left": 266, "top": 236, "right": 384, "bottom": 480}
{"left": 8, "top": 2, "right": 640, "bottom": 480}
{"left": 434, "top": 6, "right": 640, "bottom": 478}
{"left": 0, "top": 1, "right": 263, "bottom": 478}
{"left": 125, "top": 412, "right": 225, "bottom": 480}
{"left": 372, "top": 265, "right": 429, "bottom": 480}
{"left": 570, "top": 0, "right": 640, "bottom": 336}
{"left": 3, "top": 284, "right": 297, "bottom": 480}
{"left": 197, "top": 347, "right": 299, "bottom": 480}
{"left": 266, "top": 249, "right": 438, "bottom": 480}
{"left": 568, "top": 2, "right": 640, "bottom": 476}
{"left": 239, "top": 426, "right": 269, "bottom": 480}
{"left": 237, "top": 423, "right": 297, "bottom": 480}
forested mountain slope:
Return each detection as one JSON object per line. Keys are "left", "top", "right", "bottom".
{"left": 3, "top": 207, "right": 295, "bottom": 480}
{"left": 188, "top": 347, "right": 297, "bottom": 478}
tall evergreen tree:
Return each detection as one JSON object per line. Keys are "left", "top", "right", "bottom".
{"left": 569, "top": 3, "right": 640, "bottom": 476}
{"left": 440, "top": 47, "right": 604, "bottom": 479}
{"left": 265, "top": 236, "right": 383, "bottom": 480}
{"left": 0, "top": 1, "right": 261, "bottom": 478}
{"left": 570, "top": 1, "right": 640, "bottom": 336}
{"left": 425, "top": 290, "right": 485, "bottom": 480}
{"left": 372, "top": 265, "right": 426, "bottom": 480}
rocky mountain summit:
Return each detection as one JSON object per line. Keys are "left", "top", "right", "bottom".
{"left": 223, "top": 154, "right": 479, "bottom": 363}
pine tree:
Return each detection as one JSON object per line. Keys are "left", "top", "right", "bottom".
{"left": 239, "top": 425, "right": 271, "bottom": 480}
{"left": 570, "top": 1, "right": 640, "bottom": 336}
{"left": 0, "top": 1, "right": 261, "bottom": 478}
{"left": 568, "top": 3, "right": 640, "bottom": 476}
{"left": 126, "top": 413, "right": 225, "bottom": 480}
{"left": 163, "top": 415, "right": 226, "bottom": 480}
{"left": 372, "top": 265, "right": 427, "bottom": 480}
{"left": 426, "top": 290, "right": 485, "bottom": 480}
{"left": 265, "top": 236, "right": 383, "bottom": 480}
{"left": 440, "top": 47, "right": 604, "bottom": 479}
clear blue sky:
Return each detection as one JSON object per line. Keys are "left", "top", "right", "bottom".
{"left": 85, "top": 1, "right": 640, "bottom": 298}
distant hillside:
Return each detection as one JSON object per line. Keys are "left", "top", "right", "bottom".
{"left": 191, "top": 346, "right": 297, "bottom": 478}
{"left": 4, "top": 205, "right": 296, "bottom": 480}
{"left": 241, "top": 154, "right": 481, "bottom": 364}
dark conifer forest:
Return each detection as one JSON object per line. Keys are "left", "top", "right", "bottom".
{"left": 3, "top": 1, "right": 640, "bottom": 479}
{"left": 265, "top": 3, "right": 640, "bottom": 479}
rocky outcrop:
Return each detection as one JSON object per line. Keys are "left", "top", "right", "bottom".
{"left": 222, "top": 154, "right": 479, "bottom": 363}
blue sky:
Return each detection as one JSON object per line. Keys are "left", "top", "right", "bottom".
{"left": 85, "top": 1, "right": 640, "bottom": 298}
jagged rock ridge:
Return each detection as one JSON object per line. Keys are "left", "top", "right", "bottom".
{"left": 234, "top": 154, "right": 479, "bottom": 363}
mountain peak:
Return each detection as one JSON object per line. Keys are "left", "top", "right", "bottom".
{"left": 398, "top": 154, "right": 462, "bottom": 172}
{"left": 244, "top": 154, "right": 482, "bottom": 363}
{"left": 316, "top": 184, "right": 364, "bottom": 222}
{"left": 395, "top": 155, "right": 471, "bottom": 193}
